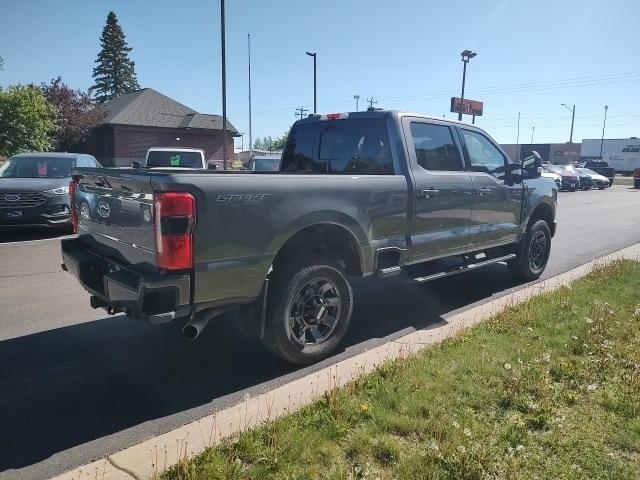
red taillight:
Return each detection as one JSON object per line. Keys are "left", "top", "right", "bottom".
{"left": 154, "top": 192, "right": 196, "bottom": 270}
{"left": 69, "top": 179, "right": 78, "bottom": 233}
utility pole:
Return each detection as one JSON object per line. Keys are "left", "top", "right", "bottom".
{"left": 353, "top": 94, "right": 360, "bottom": 111}
{"left": 600, "top": 105, "right": 609, "bottom": 158}
{"left": 531, "top": 126, "right": 535, "bottom": 144}
{"left": 248, "top": 33, "right": 253, "bottom": 159}
{"left": 367, "top": 97, "right": 377, "bottom": 109}
{"left": 306, "top": 51, "right": 317, "bottom": 113}
{"left": 516, "top": 112, "right": 521, "bottom": 161}
{"left": 561, "top": 103, "right": 575, "bottom": 143}
{"left": 220, "top": 0, "right": 228, "bottom": 170}
{"left": 295, "top": 106, "right": 309, "bottom": 120}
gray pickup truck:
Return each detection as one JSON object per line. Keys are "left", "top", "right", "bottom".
{"left": 61, "top": 110, "right": 557, "bottom": 364}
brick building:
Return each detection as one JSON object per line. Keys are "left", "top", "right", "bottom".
{"left": 80, "top": 88, "right": 238, "bottom": 167}
{"left": 500, "top": 142, "right": 581, "bottom": 165}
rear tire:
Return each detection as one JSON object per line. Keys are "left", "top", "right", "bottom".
{"left": 508, "top": 219, "right": 551, "bottom": 282}
{"left": 262, "top": 258, "right": 353, "bottom": 365}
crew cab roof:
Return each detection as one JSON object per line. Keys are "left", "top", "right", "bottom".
{"left": 295, "top": 109, "right": 476, "bottom": 128}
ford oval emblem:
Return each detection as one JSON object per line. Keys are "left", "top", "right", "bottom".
{"left": 97, "top": 201, "right": 111, "bottom": 218}
{"left": 4, "top": 194, "right": 20, "bottom": 201}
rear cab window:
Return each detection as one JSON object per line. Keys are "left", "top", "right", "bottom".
{"left": 146, "top": 151, "right": 204, "bottom": 168}
{"left": 281, "top": 118, "right": 395, "bottom": 174}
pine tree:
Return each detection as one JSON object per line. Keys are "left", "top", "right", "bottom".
{"left": 90, "top": 11, "right": 139, "bottom": 103}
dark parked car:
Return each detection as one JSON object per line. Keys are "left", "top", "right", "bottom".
{"left": 62, "top": 110, "right": 557, "bottom": 364}
{"left": 584, "top": 160, "right": 615, "bottom": 185}
{"left": 634, "top": 168, "right": 640, "bottom": 189}
{"left": 0, "top": 152, "right": 101, "bottom": 229}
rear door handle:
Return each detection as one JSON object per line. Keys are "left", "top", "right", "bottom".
{"left": 418, "top": 189, "right": 440, "bottom": 198}
{"left": 475, "top": 187, "right": 492, "bottom": 196}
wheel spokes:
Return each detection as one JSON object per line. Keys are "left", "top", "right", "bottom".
{"left": 324, "top": 296, "right": 340, "bottom": 307}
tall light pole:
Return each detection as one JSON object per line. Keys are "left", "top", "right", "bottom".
{"left": 561, "top": 103, "right": 575, "bottom": 143}
{"left": 220, "top": 0, "right": 228, "bottom": 170}
{"left": 600, "top": 105, "right": 609, "bottom": 158}
{"left": 531, "top": 126, "right": 535, "bottom": 144}
{"left": 306, "top": 51, "right": 317, "bottom": 113}
{"left": 354, "top": 94, "right": 360, "bottom": 111}
{"left": 248, "top": 33, "right": 253, "bottom": 159}
{"left": 458, "top": 50, "right": 477, "bottom": 121}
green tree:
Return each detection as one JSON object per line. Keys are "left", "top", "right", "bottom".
{"left": 0, "top": 85, "right": 57, "bottom": 157}
{"left": 90, "top": 11, "right": 139, "bottom": 103}
{"left": 271, "top": 131, "right": 289, "bottom": 151}
{"left": 253, "top": 137, "right": 263, "bottom": 150}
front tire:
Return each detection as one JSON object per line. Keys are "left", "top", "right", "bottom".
{"left": 262, "top": 259, "right": 353, "bottom": 365}
{"left": 508, "top": 219, "right": 551, "bottom": 282}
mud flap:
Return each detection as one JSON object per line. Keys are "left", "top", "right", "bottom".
{"left": 237, "top": 279, "right": 269, "bottom": 339}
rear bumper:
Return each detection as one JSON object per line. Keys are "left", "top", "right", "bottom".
{"left": 61, "top": 238, "right": 191, "bottom": 322}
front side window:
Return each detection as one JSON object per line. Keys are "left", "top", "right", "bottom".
{"left": 461, "top": 130, "right": 506, "bottom": 179}
{"left": 410, "top": 122, "right": 462, "bottom": 171}
{"left": 281, "top": 118, "right": 395, "bottom": 174}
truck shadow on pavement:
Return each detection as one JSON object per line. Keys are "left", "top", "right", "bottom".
{"left": 0, "top": 265, "right": 521, "bottom": 474}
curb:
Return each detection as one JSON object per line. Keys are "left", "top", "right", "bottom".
{"left": 52, "top": 243, "right": 640, "bottom": 480}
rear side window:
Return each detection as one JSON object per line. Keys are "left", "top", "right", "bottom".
{"left": 281, "top": 118, "right": 395, "bottom": 174}
{"left": 410, "top": 122, "right": 462, "bottom": 171}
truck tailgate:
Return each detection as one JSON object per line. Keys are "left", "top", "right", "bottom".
{"left": 73, "top": 168, "right": 157, "bottom": 273}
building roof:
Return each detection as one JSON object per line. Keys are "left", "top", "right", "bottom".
{"left": 102, "top": 88, "right": 238, "bottom": 134}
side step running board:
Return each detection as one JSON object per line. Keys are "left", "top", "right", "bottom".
{"left": 413, "top": 253, "right": 516, "bottom": 283}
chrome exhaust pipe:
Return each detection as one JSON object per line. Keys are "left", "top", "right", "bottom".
{"left": 182, "top": 307, "right": 233, "bottom": 340}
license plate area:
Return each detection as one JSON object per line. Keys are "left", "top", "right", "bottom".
{"left": 4, "top": 210, "right": 22, "bottom": 218}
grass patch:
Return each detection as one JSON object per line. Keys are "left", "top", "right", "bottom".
{"left": 163, "top": 261, "right": 640, "bottom": 480}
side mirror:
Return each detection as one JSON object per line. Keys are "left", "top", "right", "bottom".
{"left": 131, "top": 160, "right": 141, "bottom": 168}
{"left": 521, "top": 150, "right": 542, "bottom": 179}
{"left": 207, "top": 162, "right": 218, "bottom": 170}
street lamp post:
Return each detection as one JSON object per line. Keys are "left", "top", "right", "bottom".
{"left": 458, "top": 50, "right": 477, "bottom": 121}
{"left": 600, "top": 105, "right": 609, "bottom": 158}
{"left": 220, "top": 0, "right": 228, "bottom": 170}
{"left": 306, "top": 51, "right": 317, "bottom": 114}
{"left": 561, "top": 103, "right": 575, "bottom": 143}
{"left": 354, "top": 94, "right": 360, "bottom": 111}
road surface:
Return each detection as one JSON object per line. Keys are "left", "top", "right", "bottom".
{"left": 1, "top": 185, "right": 639, "bottom": 480}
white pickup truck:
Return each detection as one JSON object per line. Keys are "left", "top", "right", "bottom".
{"left": 141, "top": 147, "right": 207, "bottom": 169}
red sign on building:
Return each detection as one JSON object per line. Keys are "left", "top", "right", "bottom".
{"left": 450, "top": 97, "right": 484, "bottom": 116}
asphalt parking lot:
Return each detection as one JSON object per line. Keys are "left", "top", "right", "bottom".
{"left": 1, "top": 185, "right": 639, "bottom": 480}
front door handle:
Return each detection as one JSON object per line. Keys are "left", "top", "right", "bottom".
{"left": 475, "top": 187, "right": 492, "bottom": 196}
{"left": 418, "top": 188, "right": 440, "bottom": 198}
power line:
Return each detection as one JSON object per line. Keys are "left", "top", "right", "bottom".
{"left": 231, "top": 71, "right": 640, "bottom": 119}
{"left": 367, "top": 97, "right": 377, "bottom": 108}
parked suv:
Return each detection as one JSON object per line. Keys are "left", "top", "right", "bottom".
{"left": 0, "top": 152, "right": 100, "bottom": 229}
{"left": 62, "top": 111, "right": 557, "bottom": 364}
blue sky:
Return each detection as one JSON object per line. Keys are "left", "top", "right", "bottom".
{"left": 2, "top": 0, "right": 639, "bottom": 149}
